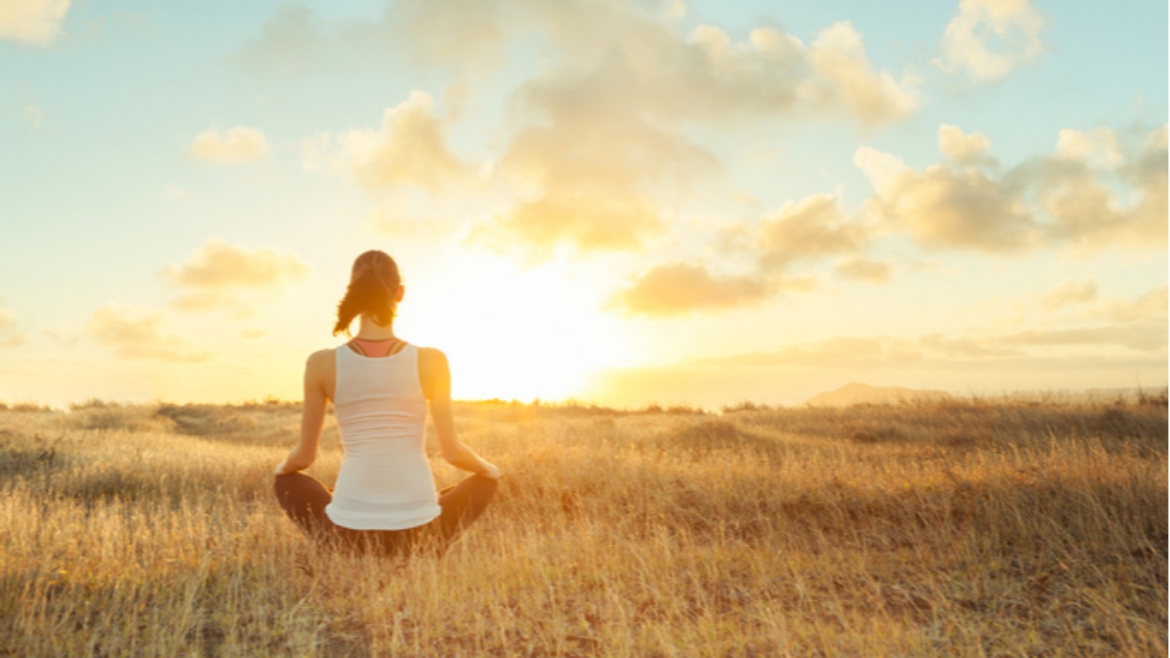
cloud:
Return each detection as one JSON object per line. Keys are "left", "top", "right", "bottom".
{"left": 1055, "top": 127, "right": 1122, "bottom": 168}
{"left": 856, "top": 124, "right": 1168, "bottom": 254}
{"left": 608, "top": 263, "right": 775, "bottom": 316}
{"left": 1000, "top": 323, "right": 1167, "bottom": 353}
{"left": 699, "top": 336, "right": 923, "bottom": 367}
{"left": 230, "top": 4, "right": 338, "bottom": 77}
{"left": 386, "top": 0, "right": 511, "bottom": 70}
{"left": 758, "top": 194, "right": 869, "bottom": 269}
{"left": 1032, "top": 125, "right": 1167, "bottom": 251}
{"left": 317, "top": 91, "right": 470, "bottom": 192}
{"left": 835, "top": 256, "right": 891, "bottom": 283}
{"left": 804, "top": 21, "right": 921, "bottom": 126}
{"left": 1093, "top": 285, "right": 1167, "bottom": 323}
{"left": 0, "top": 0, "right": 71, "bottom": 47}
{"left": 701, "top": 322, "right": 1164, "bottom": 368}
{"left": 487, "top": 13, "right": 917, "bottom": 257}
{"left": 187, "top": 126, "right": 270, "bottom": 164}
{"left": 938, "top": 124, "right": 992, "bottom": 166}
{"left": 21, "top": 103, "right": 44, "bottom": 129}
{"left": 161, "top": 238, "right": 311, "bottom": 312}
{"left": 610, "top": 192, "right": 870, "bottom": 315}
{"left": 268, "top": 2, "right": 918, "bottom": 257}
{"left": 0, "top": 307, "right": 27, "bottom": 347}
{"left": 1042, "top": 279, "right": 1097, "bottom": 311}
{"left": 934, "top": 0, "right": 1045, "bottom": 83}
{"left": 614, "top": 122, "right": 1164, "bottom": 319}
{"left": 918, "top": 334, "right": 1021, "bottom": 358}
{"left": 86, "top": 305, "right": 211, "bottom": 363}
{"left": 856, "top": 146, "right": 1039, "bottom": 252}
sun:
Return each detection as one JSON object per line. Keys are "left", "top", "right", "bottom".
{"left": 400, "top": 261, "right": 629, "bottom": 403}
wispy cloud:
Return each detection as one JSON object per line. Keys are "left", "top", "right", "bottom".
{"left": 0, "top": 306, "right": 27, "bottom": 348}
{"left": 85, "top": 305, "right": 210, "bottom": 363}
{"left": 1041, "top": 279, "right": 1098, "bottom": 311}
{"left": 835, "top": 256, "right": 892, "bottom": 283}
{"left": 188, "top": 126, "right": 270, "bottom": 164}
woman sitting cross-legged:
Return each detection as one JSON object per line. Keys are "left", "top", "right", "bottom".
{"left": 273, "top": 250, "right": 500, "bottom": 556}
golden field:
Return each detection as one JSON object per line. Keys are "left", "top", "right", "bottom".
{"left": 0, "top": 393, "right": 1165, "bottom": 656}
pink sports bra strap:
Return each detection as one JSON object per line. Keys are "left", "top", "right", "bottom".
{"left": 350, "top": 338, "right": 404, "bottom": 358}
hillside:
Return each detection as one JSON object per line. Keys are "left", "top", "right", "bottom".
{"left": 804, "top": 382, "right": 952, "bottom": 406}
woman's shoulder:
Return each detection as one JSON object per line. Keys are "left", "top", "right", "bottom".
{"left": 305, "top": 347, "right": 337, "bottom": 369}
{"left": 415, "top": 345, "right": 447, "bottom": 367}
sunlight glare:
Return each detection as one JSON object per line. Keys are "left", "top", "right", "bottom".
{"left": 401, "top": 261, "right": 629, "bottom": 402}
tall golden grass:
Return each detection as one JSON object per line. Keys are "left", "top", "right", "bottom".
{"left": 0, "top": 393, "right": 1165, "bottom": 656}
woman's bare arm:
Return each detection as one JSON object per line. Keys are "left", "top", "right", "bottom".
{"left": 419, "top": 347, "right": 500, "bottom": 479}
{"left": 274, "top": 350, "right": 331, "bottom": 475}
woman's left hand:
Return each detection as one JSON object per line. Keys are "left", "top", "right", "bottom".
{"left": 273, "top": 460, "right": 290, "bottom": 476}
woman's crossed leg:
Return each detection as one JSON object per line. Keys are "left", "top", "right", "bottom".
{"left": 273, "top": 472, "right": 497, "bottom": 554}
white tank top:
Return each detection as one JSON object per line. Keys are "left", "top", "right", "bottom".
{"left": 324, "top": 343, "right": 442, "bottom": 530}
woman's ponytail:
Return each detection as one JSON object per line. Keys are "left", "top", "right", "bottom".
{"left": 333, "top": 251, "right": 401, "bottom": 336}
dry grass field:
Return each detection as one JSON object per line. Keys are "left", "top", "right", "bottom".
{"left": 0, "top": 393, "right": 1165, "bottom": 656}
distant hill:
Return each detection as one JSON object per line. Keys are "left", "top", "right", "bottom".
{"left": 804, "top": 382, "right": 951, "bottom": 407}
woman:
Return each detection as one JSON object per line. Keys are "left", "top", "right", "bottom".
{"left": 273, "top": 250, "right": 500, "bottom": 556}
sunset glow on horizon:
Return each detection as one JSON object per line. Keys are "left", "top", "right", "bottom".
{"left": 0, "top": 0, "right": 1166, "bottom": 409}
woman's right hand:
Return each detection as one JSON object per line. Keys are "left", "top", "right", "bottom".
{"left": 479, "top": 461, "right": 501, "bottom": 480}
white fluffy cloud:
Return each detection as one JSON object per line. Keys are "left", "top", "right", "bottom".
{"left": 856, "top": 145, "right": 1038, "bottom": 252}
{"left": 938, "top": 124, "right": 992, "bottom": 165}
{"left": 161, "top": 238, "right": 311, "bottom": 313}
{"left": 188, "top": 126, "right": 270, "bottom": 164}
{"left": 612, "top": 192, "right": 869, "bottom": 315}
{"left": 1055, "top": 128, "right": 1123, "bottom": 168}
{"left": 313, "top": 91, "right": 469, "bottom": 192}
{"left": 1036, "top": 125, "right": 1167, "bottom": 250}
{"left": 934, "top": 0, "right": 1045, "bottom": 82}
{"left": 757, "top": 194, "right": 870, "bottom": 270}
{"left": 476, "top": 13, "right": 916, "bottom": 256}
{"left": 616, "top": 121, "right": 1166, "bottom": 317}
{"left": 857, "top": 124, "right": 1168, "bottom": 253}
{"left": 0, "top": 0, "right": 71, "bottom": 47}
{"left": 267, "top": 2, "right": 918, "bottom": 257}
{"left": 805, "top": 21, "right": 921, "bottom": 126}
{"left": 608, "top": 264, "right": 774, "bottom": 316}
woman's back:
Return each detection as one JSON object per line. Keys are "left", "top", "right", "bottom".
{"left": 324, "top": 343, "right": 442, "bottom": 530}
{"left": 274, "top": 249, "right": 499, "bottom": 554}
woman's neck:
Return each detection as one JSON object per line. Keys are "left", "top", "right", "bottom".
{"left": 354, "top": 315, "right": 396, "bottom": 341}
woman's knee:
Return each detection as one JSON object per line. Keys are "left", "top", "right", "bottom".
{"left": 274, "top": 472, "right": 329, "bottom": 507}
{"left": 273, "top": 472, "right": 303, "bottom": 498}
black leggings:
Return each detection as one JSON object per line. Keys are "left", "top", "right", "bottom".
{"left": 273, "top": 472, "right": 498, "bottom": 556}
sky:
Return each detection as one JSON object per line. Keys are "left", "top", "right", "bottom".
{"left": 0, "top": 0, "right": 1166, "bottom": 409}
